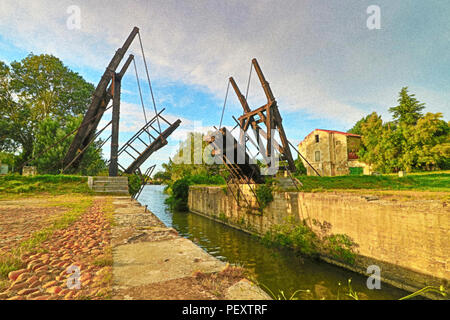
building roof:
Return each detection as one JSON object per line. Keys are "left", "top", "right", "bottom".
{"left": 298, "top": 129, "right": 361, "bottom": 146}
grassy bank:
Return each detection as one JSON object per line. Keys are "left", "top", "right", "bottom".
{"left": 176, "top": 172, "right": 449, "bottom": 193}
{"left": 292, "top": 172, "right": 449, "bottom": 192}
{"left": 0, "top": 174, "right": 92, "bottom": 195}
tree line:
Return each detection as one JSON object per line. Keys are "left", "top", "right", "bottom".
{"left": 348, "top": 87, "right": 449, "bottom": 173}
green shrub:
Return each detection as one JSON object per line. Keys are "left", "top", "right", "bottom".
{"left": 164, "top": 173, "right": 226, "bottom": 212}
{"left": 262, "top": 219, "right": 319, "bottom": 257}
{"left": 262, "top": 217, "right": 358, "bottom": 263}
{"left": 188, "top": 173, "right": 225, "bottom": 186}
{"left": 165, "top": 177, "right": 191, "bottom": 211}
{"left": 256, "top": 184, "right": 274, "bottom": 210}
{"left": 125, "top": 173, "right": 142, "bottom": 197}
{"left": 323, "top": 234, "right": 357, "bottom": 264}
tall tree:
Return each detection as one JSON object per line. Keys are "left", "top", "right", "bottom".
{"left": 0, "top": 54, "right": 95, "bottom": 166}
{"left": 352, "top": 88, "right": 449, "bottom": 172}
{"left": 399, "top": 113, "right": 449, "bottom": 171}
{"left": 347, "top": 114, "right": 372, "bottom": 135}
{"left": 389, "top": 87, "right": 425, "bottom": 125}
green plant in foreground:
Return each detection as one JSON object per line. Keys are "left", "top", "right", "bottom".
{"left": 259, "top": 283, "right": 311, "bottom": 300}
{"left": 262, "top": 217, "right": 358, "bottom": 264}
{"left": 338, "top": 279, "right": 448, "bottom": 300}
{"left": 337, "top": 279, "right": 359, "bottom": 300}
{"left": 399, "top": 285, "right": 447, "bottom": 300}
{"left": 322, "top": 234, "right": 357, "bottom": 265}
{"left": 0, "top": 253, "right": 25, "bottom": 279}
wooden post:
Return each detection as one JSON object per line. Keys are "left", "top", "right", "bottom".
{"left": 109, "top": 73, "right": 121, "bottom": 177}
{"left": 64, "top": 27, "right": 139, "bottom": 170}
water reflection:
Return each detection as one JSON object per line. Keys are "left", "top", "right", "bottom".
{"left": 138, "top": 185, "right": 410, "bottom": 300}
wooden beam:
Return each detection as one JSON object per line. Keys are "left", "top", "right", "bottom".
{"left": 63, "top": 27, "right": 139, "bottom": 170}
{"left": 109, "top": 73, "right": 121, "bottom": 177}
{"left": 125, "top": 120, "right": 182, "bottom": 174}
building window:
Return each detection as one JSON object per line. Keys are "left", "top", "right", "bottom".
{"left": 315, "top": 151, "right": 321, "bottom": 162}
{"left": 315, "top": 135, "right": 320, "bottom": 143}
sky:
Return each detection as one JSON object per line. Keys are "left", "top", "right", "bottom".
{"left": 0, "top": 0, "right": 449, "bottom": 173}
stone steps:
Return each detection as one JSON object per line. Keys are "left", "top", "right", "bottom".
{"left": 88, "top": 176, "right": 129, "bottom": 195}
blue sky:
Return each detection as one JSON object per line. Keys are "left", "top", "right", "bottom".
{"left": 0, "top": 0, "right": 449, "bottom": 172}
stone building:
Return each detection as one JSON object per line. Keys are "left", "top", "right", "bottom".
{"left": 298, "top": 129, "right": 367, "bottom": 176}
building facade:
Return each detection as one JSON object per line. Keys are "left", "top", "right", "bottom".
{"left": 298, "top": 129, "right": 367, "bottom": 176}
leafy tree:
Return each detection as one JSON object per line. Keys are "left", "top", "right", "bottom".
{"left": 0, "top": 54, "right": 95, "bottom": 167}
{"left": 165, "top": 177, "right": 191, "bottom": 211}
{"left": 357, "top": 112, "right": 384, "bottom": 168}
{"left": 164, "top": 132, "right": 223, "bottom": 181}
{"left": 354, "top": 88, "right": 449, "bottom": 173}
{"left": 399, "top": 113, "right": 449, "bottom": 171}
{"left": 32, "top": 116, "right": 106, "bottom": 175}
{"left": 347, "top": 114, "right": 372, "bottom": 135}
{"left": 0, "top": 61, "right": 22, "bottom": 153}
{"left": 389, "top": 87, "right": 425, "bottom": 125}
{"left": 153, "top": 171, "right": 171, "bottom": 182}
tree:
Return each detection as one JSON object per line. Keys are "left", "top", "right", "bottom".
{"left": 0, "top": 54, "right": 95, "bottom": 166}
{"left": 33, "top": 115, "right": 106, "bottom": 175}
{"left": 167, "top": 131, "right": 222, "bottom": 180}
{"left": 348, "top": 114, "right": 372, "bottom": 136}
{"left": 153, "top": 171, "right": 171, "bottom": 181}
{"left": 0, "top": 61, "right": 21, "bottom": 153}
{"left": 357, "top": 112, "right": 384, "bottom": 168}
{"left": 399, "top": 113, "right": 449, "bottom": 171}
{"left": 352, "top": 88, "right": 449, "bottom": 173}
{"left": 389, "top": 87, "right": 425, "bottom": 125}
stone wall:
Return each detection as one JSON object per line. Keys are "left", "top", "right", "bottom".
{"left": 188, "top": 186, "right": 449, "bottom": 296}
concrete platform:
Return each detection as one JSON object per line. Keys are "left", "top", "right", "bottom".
{"left": 113, "top": 238, "right": 225, "bottom": 287}
{"left": 110, "top": 196, "right": 271, "bottom": 300}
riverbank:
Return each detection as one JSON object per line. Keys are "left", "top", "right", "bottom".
{"left": 188, "top": 186, "right": 449, "bottom": 299}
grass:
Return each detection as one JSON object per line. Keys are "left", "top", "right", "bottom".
{"left": 0, "top": 194, "right": 94, "bottom": 281}
{"left": 187, "top": 172, "right": 449, "bottom": 195}
{"left": 0, "top": 253, "right": 25, "bottom": 279}
{"left": 0, "top": 174, "right": 93, "bottom": 195}
{"left": 292, "top": 172, "right": 450, "bottom": 193}
{"left": 14, "top": 195, "right": 94, "bottom": 255}
{"left": 92, "top": 255, "right": 114, "bottom": 267}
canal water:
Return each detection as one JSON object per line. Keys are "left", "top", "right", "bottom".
{"left": 138, "top": 185, "right": 412, "bottom": 300}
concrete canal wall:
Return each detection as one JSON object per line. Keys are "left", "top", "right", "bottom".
{"left": 188, "top": 186, "right": 449, "bottom": 296}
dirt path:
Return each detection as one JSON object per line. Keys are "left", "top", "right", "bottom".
{"left": 0, "top": 197, "right": 113, "bottom": 300}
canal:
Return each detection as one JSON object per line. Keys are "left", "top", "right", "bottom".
{"left": 138, "top": 185, "right": 412, "bottom": 300}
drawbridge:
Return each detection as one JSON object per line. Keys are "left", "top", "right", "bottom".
{"left": 23, "top": 27, "right": 182, "bottom": 198}
{"left": 206, "top": 58, "right": 320, "bottom": 209}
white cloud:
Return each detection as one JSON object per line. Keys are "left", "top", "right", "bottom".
{"left": 0, "top": 0, "right": 448, "bottom": 132}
